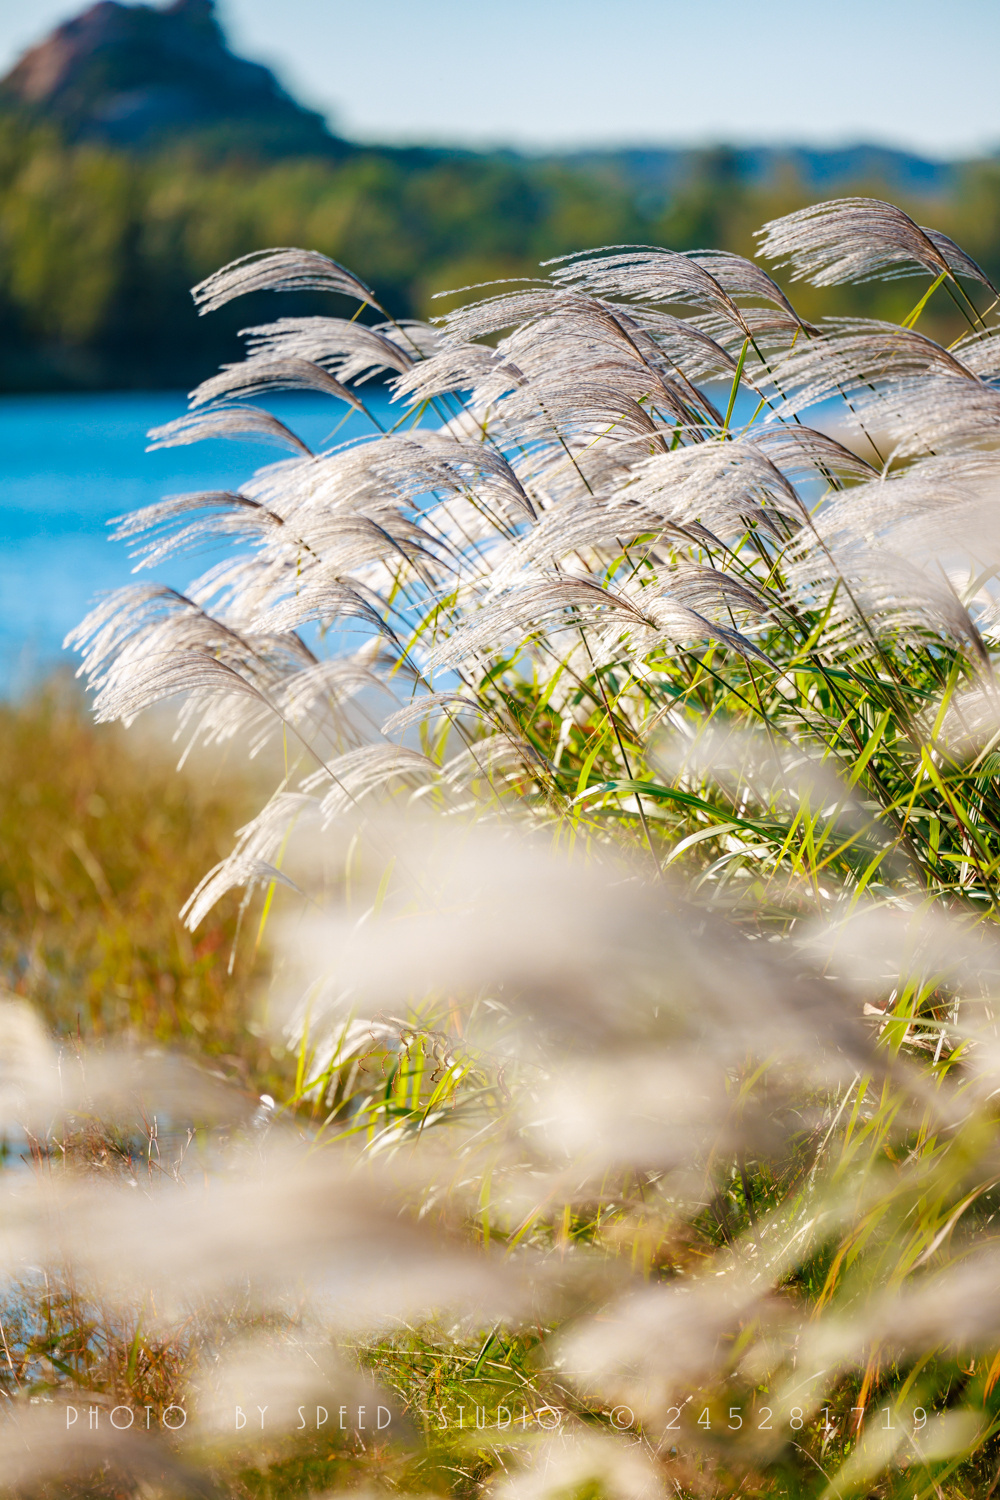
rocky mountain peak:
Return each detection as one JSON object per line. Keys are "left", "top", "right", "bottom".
{"left": 0, "top": 0, "right": 347, "bottom": 155}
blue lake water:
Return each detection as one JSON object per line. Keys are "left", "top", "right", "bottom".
{"left": 0, "top": 383, "right": 777, "bottom": 695}
{"left": 0, "top": 388, "right": 399, "bottom": 693}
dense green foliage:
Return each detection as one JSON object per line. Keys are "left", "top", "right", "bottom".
{"left": 0, "top": 113, "right": 639, "bottom": 388}
{"left": 4, "top": 107, "right": 1000, "bottom": 390}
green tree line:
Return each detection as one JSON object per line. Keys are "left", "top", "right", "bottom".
{"left": 2, "top": 110, "right": 1000, "bottom": 390}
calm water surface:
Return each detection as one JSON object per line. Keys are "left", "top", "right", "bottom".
{"left": 0, "top": 389, "right": 398, "bottom": 691}
{"left": 0, "top": 384, "right": 779, "bottom": 694}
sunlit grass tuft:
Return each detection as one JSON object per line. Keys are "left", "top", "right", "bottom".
{"left": 0, "top": 684, "right": 270, "bottom": 1074}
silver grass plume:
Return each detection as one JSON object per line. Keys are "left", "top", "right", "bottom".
{"left": 67, "top": 203, "right": 1000, "bottom": 919}
{"left": 757, "top": 196, "right": 996, "bottom": 290}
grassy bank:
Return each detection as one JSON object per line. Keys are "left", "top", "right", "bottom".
{"left": 0, "top": 687, "right": 270, "bottom": 1071}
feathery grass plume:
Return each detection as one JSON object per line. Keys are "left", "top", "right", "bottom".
{"left": 242, "top": 315, "right": 437, "bottom": 380}
{"left": 191, "top": 247, "right": 382, "bottom": 314}
{"left": 148, "top": 403, "right": 315, "bottom": 455}
{"left": 189, "top": 355, "right": 369, "bottom": 414}
{"left": 755, "top": 196, "right": 997, "bottom": 291}
{"left": 52, "top": 196, "right": 1000, "bottom": 1496}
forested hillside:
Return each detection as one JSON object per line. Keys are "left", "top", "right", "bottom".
{"left": 2, "top": 0, "right": 999, "bottom": 390}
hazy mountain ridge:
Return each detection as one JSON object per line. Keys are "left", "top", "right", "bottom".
{"left": 562, "top": 143, "right": 961, "bottom": 201}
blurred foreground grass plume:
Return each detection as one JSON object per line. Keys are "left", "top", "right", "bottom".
{"left": 11, "top": 194, "right": 1000, "bottom": 1497}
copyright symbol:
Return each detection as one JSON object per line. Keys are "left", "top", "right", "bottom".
{"left": 610, "top": 1406, "right": 634, "bottom": 1429}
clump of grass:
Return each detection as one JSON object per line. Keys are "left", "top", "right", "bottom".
{"left": 0, "top": 684, "right": 269, "bottom": 1075}
{"left": 13, "top": 196, "right": 1000, "bottom": 1500}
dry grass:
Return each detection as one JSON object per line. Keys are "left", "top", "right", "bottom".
{"left": 0, "top": 684, "right": 274, "bottom": 1079}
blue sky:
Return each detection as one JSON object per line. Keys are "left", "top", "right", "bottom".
{"left": 2, "top": 0, "right": 998, "bottom": 156}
